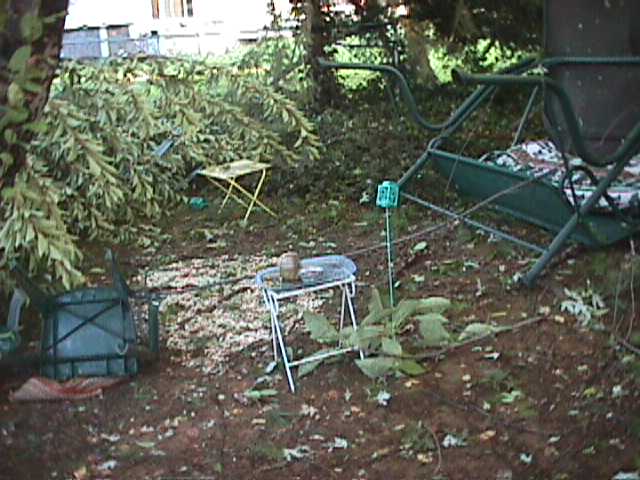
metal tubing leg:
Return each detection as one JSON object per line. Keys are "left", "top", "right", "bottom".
{"left": 523, "top": 158, "right": 630, "bottom": 286}
{"left": 243, "top": 169, "right": 267, "bottom": 222}
{"left": 267, "top": 293, "right": 296, "bottom": 392}
{"left": 225, "top": 177, "right": 277, "bottom": 219}
{"left": 262, "top": 291, "right": 278, "bottom": 361}
{"left": 522, "top": 214, "right": 578, "bottom": 287}
{"left": 220, "top": 182, "right": 234, "bottom": 211}
{"left": 401, "top": 192, "right": 545, "bottom": 253}
{"left": 338, "top": 287, "right": 346, "bottom": 348}
{"left": 345, "top": 281, "right": 364, "bottom": 360}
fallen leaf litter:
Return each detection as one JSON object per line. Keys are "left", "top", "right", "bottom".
{"left": 140, "top": 255, "right": 327, "bottom": 374}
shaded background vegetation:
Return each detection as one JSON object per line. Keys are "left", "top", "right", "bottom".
{"left": 0, "top": 0, "right": 543, "bottom": 294}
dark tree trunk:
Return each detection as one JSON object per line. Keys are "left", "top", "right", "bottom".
{"left": 0, "top": 0, "right": 69, "bottom": 189}
{"left": 303, "top": 0, "right": 340, "bottom": 106}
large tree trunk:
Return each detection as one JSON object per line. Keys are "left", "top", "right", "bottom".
{"left": 1, "top": 0, "right": 69, "bottom": 190}
{"left": 303, "top": 0, "right": 340, "bottom": 106}
{"left": 401, "top": 17, "right": 437, "bottom": 86}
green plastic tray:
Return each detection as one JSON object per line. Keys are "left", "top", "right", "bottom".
{"left": 40, "top": 287, "right": 138, "bottom": 381}
{"left": 430, "top": 149, "right": 638, "bottom": 247}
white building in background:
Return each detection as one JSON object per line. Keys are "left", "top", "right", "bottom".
{"left": 62, "top": 0, "right": 291, "bottom": 58}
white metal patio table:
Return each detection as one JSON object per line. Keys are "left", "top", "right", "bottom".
{"left": 256, "top": 255, "right": 364, "bottom": 393}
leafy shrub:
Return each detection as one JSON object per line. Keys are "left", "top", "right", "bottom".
{"left": 329, "top": 33, "right": 392, "bottom": 93}
{"left": 0, "top": 57, "right": 321, "bottom": 290}
{"left": 429, "top": 38, "right": 533, "bottom": 83}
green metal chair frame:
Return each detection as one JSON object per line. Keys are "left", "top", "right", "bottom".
{"left": 0, "top": 289, "right": 27, "bottom": 357}
{"left": 320, "top": 0, "right": 640, "bottom": 286}
{"left": 10, "top": 251, "right": 159, "bottom": 380}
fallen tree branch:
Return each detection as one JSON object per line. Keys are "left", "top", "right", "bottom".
{"left": 416, "top": 315, "right": 546, "bottom": 360}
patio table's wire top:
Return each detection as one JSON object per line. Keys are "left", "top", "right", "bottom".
{"left": 255, "top": 255, "right": 356, "bottom": 293}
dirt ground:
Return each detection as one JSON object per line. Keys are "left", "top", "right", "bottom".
{"left": 1, "top": 192, "right": 640, "bottom": 480}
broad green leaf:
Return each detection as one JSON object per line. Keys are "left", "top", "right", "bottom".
{"left": 20, "top": 13, "right": 43, "bottom": 42}
{"left": 381, "top": 338, "right": 403, "bottom": 356}
{"left": 244, "top": 389, "right": 278, "bottom": 400}
{"left": 417, "top": 312, "right": 449, "bottom": 324}
{"left": 4, "top": 129, "right": 17, "bottom": 145}
{"left": 397, "top": 359, "right": 427, "bottom": 376}
{"left": 24, "top": 121, "right": 48, "bottom": 134}
{"left": 135, "top": 441, "right": 156, "bottom": 449}
{"left": 391, "top": 299, "right": 418, "bottom": 330}
{"left": 412, "top": 241, "right": 428, "bottom": 253}
{"left": 7, "top": 82, "right": 25, "bottom": 108}
{"left": 368, "top": 286, "right": 385, "bottom": 314}
{"left": 355, "top": 357, "right": 396, "bottom": 379}
{"left": 499, "top": 389, "right": 524, "bottom": 404}
{"left": 458, "top": 322, "right": 496, "bottom": 341}
{"left": 19, "top": 80, "right": 43, "bottom": 94}
{"left": 418, "top": 314, "right": 450, "bottom": 347}
{"left": 362, "top": 306, "right": 392, "bottom": 326}
{"left": 1, "top": 107, "right": 30, "bottom": 127}
{"left": 415, "top": 297, "right": 451, "bottom": 315}
{"left": 298, "top": 355, "right": 324, "bottom": 379}
{"left": 8, "top": 46, "right": 32, "bottom": 73}
{"left": 304, "top": 311, "right": 338, "bottom": 344}
{"left": 348, "top": 325, "right": 384, "bottom": 350}
{"left": 0, "top": 152, "right": 14, "bottom": 172}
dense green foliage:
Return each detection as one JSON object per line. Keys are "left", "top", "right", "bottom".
{"left": 0, "top": 57, "right": 321, "bottom": 289}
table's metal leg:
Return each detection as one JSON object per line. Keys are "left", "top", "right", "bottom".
{"left": 220, "top": 181, "right": 234, "bottom": 212}
{"left": 243, "top": 169, "right": 266, "bottom": 222}
{"left": 338, "top": 286, "right": 347, "bottom": 348}
{"left": 268, "top": 293, "right": 296, "bottom": 393}
{"left": 345, "top": 281, "right": 364, "bottom": 360}
{"left": 225, "top": 175, "right": 277, "bottom": 219}
{"left": 262, "top": 291, "right": 278, "bottom": 361}
{"left": 208, "top": 179, "right": 251, "bottom": 209}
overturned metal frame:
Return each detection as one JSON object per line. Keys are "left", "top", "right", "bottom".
{"left": 319, "top": 1, "right": 640, "bottom": 286}
{"left": 8, "top": 252, "right": 160, "bottom": 379}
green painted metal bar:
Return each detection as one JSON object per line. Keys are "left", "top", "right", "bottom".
{"left": 384, "top": 208, "right": 396, "bottom": 307}
{"left": 318, "top": 57, "right": 536, "bottom": 133}
{"left": 512, "top": 86, "right": 540, "bottom": 147}
{"left": 401, "top": 192, "right": 546, "bottom": 254}
{"left": 452, "top": 67, "right": 640, "bottom": 167}
{"left": 398, "top": 138, "right": 441, "bottom": 188}
{"left": 541, "top": 57, "right": 640, "bottom": 67}
{"left": 522, "top": 156, "right": 632, "bottom": 285}
{"left": 148, "top": 300, "right": 160, "bottom": 355}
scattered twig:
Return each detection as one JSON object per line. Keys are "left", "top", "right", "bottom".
{"left": 612, "top": 264, "right": 625, "bottom": 337}
{"left": 218, "top": 285, "right": 252, "bottom": 303}
{"left": 615, "top": 335, "right": 640, "bottom": 356}
{"left": 425, "top": 423, "right": 443, "bottom": 475}
{"left": 627, "top": 239, "right": 636, "bottom": 339}
{"left": 423, "top": 386, "right": 550, "bottom": 436}
{"left": 417, "top": 315, "right": 545, "bottom": 360}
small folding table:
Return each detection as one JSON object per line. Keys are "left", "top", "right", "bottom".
{"left": 196, "top": 160, "right": 277, "bottom": 222}
{"left": 256, "top": 255, "right": 364, "bottom": 393}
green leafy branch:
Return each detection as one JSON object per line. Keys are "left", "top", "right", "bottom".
{"left": 303, "top": 287, "right": 546, "bottom": 380}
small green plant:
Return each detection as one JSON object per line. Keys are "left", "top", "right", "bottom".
{"left": 303, "top": 287, "right": 452, "bottom": 379}
{"left": 400, "top": 421, "right": 437, "bottom": 459}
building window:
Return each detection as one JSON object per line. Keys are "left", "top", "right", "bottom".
{"left": 151, "top": 0, "right": 193, "bottom": 19}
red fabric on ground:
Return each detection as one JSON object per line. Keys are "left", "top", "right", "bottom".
{"left": 10, "top": 376, "right": 124, "bottom": 402}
